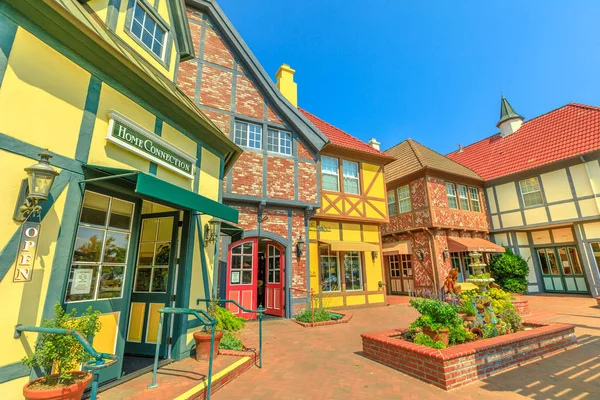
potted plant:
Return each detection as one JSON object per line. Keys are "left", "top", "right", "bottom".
{"left": 409, "top": 298, "right": 462, "bottom": 346}
{"left": 21, "top": 303, "right": 101, "bottom": 400}
{"left": 193, "top": 299, "right": 246, "bottom": 361}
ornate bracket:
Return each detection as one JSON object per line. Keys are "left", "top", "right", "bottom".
{"left": 257, "top": 201, "right": 268, "bottom": 224}
{"left": 304, "top": 206, "right": 316, "bottom": 222}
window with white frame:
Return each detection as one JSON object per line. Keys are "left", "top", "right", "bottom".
{"left": 344, "top": 252, "right": 363, "bottom": 290}
{"left": 469, "top": 187, "right": 481, "bottom": 212}
{"left": 321, "top": 156, "right": 339, "bottom": 191}
{"left": 387, "top": 190, "right": 397, "bottom": 215}
{"left": 130, "top": 1, "right": 167, "bottom": 59}
{"left": 320, "top": 248, "right": 340, "bottom": 292}
{"left": 234, "top": 121, "right": 262, "bottom": 149}
{"left": 397, "top": 185, "right": 411, "bottom": 213}
{"left": 519, "top": 177, "right": 544, "bottom": 207}
{"left": 458, "top": 185, "right": 470, "bottom": 210}
{"left": 267, "top": 129, "right": 291, "bottom": 155}
{"left": 446, "top": 182, "right": 458, "bottom": 209}
{"left": 342, "top": 160, "right": 360, "bottom": 194}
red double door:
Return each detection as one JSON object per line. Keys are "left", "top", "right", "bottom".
{"left": 225, "top": 238, "right": 285, "bottom": 318}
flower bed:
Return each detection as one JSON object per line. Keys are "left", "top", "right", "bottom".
{"left": 361, "top": 321, "right": 576, "bottom": 391}
{"left": 293, "top": 312, "right": 352, "bottom": 328}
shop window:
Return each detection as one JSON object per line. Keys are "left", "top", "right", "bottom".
{"left": 321, "top": 156, "right": 339, "bottom": 191}
{"left": 344, "top": 252, "right": 363, "bottom": 291}
{"left": 130, "top": 1, "right": 167, "bottom": 60}
{"left": 458, "top": 185, "right": 470, "bottom": 210}
{"left": 445, "top": 182, "right": 458, "bottom": 209}
{"left": 230, "top": 242, "right": 254, "bottom": 285}
{"left": 65, "top": 192, "right": 134, "bottom": 303}
{"left": 400, "top": 254, "right": 413, "bottom": 277}
{"left": 133, "top": 216, "right": 174, "bottom": 293}
{"left": 387, "top": 190, "right": 397, "bottom": 216}
{"left": 342, "top": 160, "right": 360, "bottom": 194}
{"left": 469, "top": 187, "right": 481, "bottom": 212}
{"left": 320, "top": 248, "right": 340, "bottom": 292}
{"left": 397, "top": 185, "right": 411, "bottom": 213}
{"left": 519, "top": 177, "right": 544, "bottom": 207}
{"left": 234, "top": 121, "right": 262, "bottom": 149}
{"left": 591, "top": 242, "right": 600, "bottom": 274}
{"left": 267, "top": 128, "right": 292, "bottom": 155}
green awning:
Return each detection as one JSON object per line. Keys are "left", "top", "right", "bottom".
{"left": 83, "top": 165, "right": 238, "bottom": 223}
{"left": 219, "top": 221, "right": 244, "bottom": 242}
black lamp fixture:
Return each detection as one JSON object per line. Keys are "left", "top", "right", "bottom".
{"left": 443, "top": 247, "right": 450, "bottom": 260}
{"left": 15, "top": 150, "right": 59, "bottom": 221}
{"left": 204, "top": 219, "right": 221, "bottom": 244}
{"left": 296, "top": 235, "right": 305, "bottom": 258}
{"left": 416, "top": 248, "right": 425, "bottom": 261}
{"left": 371, "top": 251, "right": 378, "bottom": 262}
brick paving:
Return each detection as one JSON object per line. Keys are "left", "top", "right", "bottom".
{"left": 216, "top": 295, "right": 600, "bottom": 400}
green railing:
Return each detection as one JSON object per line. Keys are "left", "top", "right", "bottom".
{"left": 149, "top": 307, "right": 217, "bottom": 399}
{"left": 196, "top": 299, "right": 265, "bottom": 368}
{"left": 13, "top": 325, "right": 119, "bottom": 400}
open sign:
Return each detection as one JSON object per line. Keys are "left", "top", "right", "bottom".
{"left": 13, "top": 222, "right": 41, "bottom": 282}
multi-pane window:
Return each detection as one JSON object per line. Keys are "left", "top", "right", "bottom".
{"left": 267, "top": 129, "right": 292, "bottom": 155}
{"left": 130, "top": 1, "right": 167, "bottom": 59}
{"left": 400, "top": 254, "right": 413, "bottom": 277}
{"left": 65, "top": 191, "right": 134, "bottom": 303}
{"left": 134, "top": 216, "right": 175, "bottom": 293}
{"left": 267, "top": 245, "right": 281, "bottom": 283}
{"left": 397, "top": 185, "right": 411, "bottom": 213}
{"left": 446, "top": 182, "right": 458, "bottom": 209}
{"left": 387, "top": 190, "right": 397, "bottom": 215}
{"left": 389, "top": 255, "right": 401, "bottom": 277}
{"left": 321, "top": 156, "right": 339, "bottom": 191}
{"left": 320, "top": 249, "right": 340, "bottom": 292}
{"left": 591, "top": 242, "right": 600, "bottom": 274}
{"left": 234, "top": 121, "right": 262, "bottom": 149}
{"left": 458, "top": 185, "right": 470, "bottom": 210}
{"left": 344, "top": 252, "right": 363, "bottom": 291}
{"left": 469, "top": 187, "right": 481, "bottom": 212}
{"left": 342, "top": 161, "right": 360, "bottom": 194}
{"left": 519, "top": 177, "right": 544, "bottom": 207}
{"left": 230, "top": 242, "right": 254, "bottom": 285}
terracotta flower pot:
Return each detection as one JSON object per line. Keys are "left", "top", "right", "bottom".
{"left": 23, "top": 372, "right": 92, "bottom": 400}
{"left": 422, "top": 326, "right": 449, "bottom": 346}
{"left": 193, "top": 330, "right": 224, "bottom": 361}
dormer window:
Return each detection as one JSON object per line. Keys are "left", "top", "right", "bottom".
{"left": 130, "top": 1, "right": 167, "bottom": 60}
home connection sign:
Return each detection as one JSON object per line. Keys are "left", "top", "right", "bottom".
{"left": 107, "top": 111, "right": 196, "bottom": 179}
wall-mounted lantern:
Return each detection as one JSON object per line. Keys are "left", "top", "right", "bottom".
{"left": 443, "top": 247, "right": 450, "bottom": 260}
{"left": 204, "top": 219, "right": 221, "bottom": 244}
{"left": 14, "top": 150, "right": 59, "bottom": 222}
{"left": 371, "top": 251, "right": 379, "bottom": 262}
{"left": 416, "top": 248, "right": 425, "bottom": 261}
{"left": 296, "top": 235, "right": 305, "bottom": 258}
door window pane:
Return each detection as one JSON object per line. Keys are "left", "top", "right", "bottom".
{"left": 141, "top": 218, "right": 158, "bottom": 242}
{"left": 546, "top": 249, "right": 559, "bottom": 274}
{"left": 401, "top": 254, "right": 413, "bottom": 277}
{"left": 151, "top": 268, "right": 169, "bottom": 292}
{"left": 230, "top": 241, "right": 254, "bottom": 285}
{"left": 135, "top": 267, "right": 152, "bottom": 292}
{"left": 157, "top": 217, "right": 173, "bottom": 241}
{"left": 568, "top": 247, "right": 583, "bottom": 274}
{"left": 98, "top": 265, "right": 124, "bottom": 299}
{"left": 344, "top": 252, "right": 363, "bottom": 291}
{"left": 389, "top": 255, "right": 400, "bottom": 277}
{"left": 268, "top": 246, "right": 281, "bottom": 284}
{"left": 591, "top": 242, "right": 600, "bottom": 275}
{"left": 558, "top": 248, "right": 571, "bottom": 274}
{"left": 73, "top": 227, "right": 105, "bottom": 262}
{"left": 154, "top": 242, "right": 171, "bottom": 265}
{"left": 538, "top": 249, "right": 549, "bottom": 274}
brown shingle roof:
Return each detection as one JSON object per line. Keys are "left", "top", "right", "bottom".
{"left": 384, "top": 139, "right": 482, "bottom": 183}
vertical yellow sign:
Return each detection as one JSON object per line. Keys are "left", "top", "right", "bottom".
{"left": 13, "top": 222, "right": 41, "bottom": 282}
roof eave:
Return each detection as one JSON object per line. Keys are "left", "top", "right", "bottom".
{"left": 323, "top": 143, "right": 396, "bottom": 165}
{"left": 169, "top": 0, "right": 197, "bottom": 61}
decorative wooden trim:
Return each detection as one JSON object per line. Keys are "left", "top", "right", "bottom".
{"left": 364, "top": 165, "right": 383, "bottom": 196}
{"left": 365, "top": 199, "right": 387, "bottom": 218}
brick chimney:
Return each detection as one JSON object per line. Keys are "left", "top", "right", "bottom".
{"left": 275, "top": 64, "right": 298, "bottom": 107}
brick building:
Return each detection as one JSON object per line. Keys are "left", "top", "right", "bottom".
{"left": 380, "top": 139, "right": 503, "bottom": 294}
{"left": 178, "top": 0, "right": 328, "bottom": 317}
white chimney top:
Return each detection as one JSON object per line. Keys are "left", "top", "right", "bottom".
{"left": 368, "top": 138, "right": 380, "bottom": 151}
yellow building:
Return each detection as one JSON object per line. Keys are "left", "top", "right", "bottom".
{"left": 273, "top": 65, "right": 393, "bottom": 308}
{"left": 449, "top": 98, "right": 600, "bottom": 297}
{"left": 0, "top": 0, "right": 241, "bottom": 395}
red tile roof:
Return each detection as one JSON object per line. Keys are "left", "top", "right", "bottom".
{"left": 299, "top": 108, "right": 393, "bottom": 161}
{"left": 447, "top": 103, "right": 600, "bottom": 181}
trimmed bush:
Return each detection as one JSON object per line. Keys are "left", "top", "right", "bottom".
{"left": 490, "top": 248, "right": 529, "bottom": 294}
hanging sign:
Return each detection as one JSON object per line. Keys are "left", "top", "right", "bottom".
{"left": 71, "top": 269, "right": 94, "bottom": 295}
{"left": 106, "top": 111, "right": 196, "bottom": 179}
{"left": 13, "top": 222, "right": 41, "bottom": 282}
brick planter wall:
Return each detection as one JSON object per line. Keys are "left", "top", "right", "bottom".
{"left": 361, "top": 321, "right": 576, "bottom": 391}
{"left": 293, "top": 313, "right": 353, "bottom": 328}
{"left": 511, "top": 298, "right": 530, "bottom": 316}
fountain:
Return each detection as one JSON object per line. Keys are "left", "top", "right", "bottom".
{"left": 466, "top": 251, "right": 494, "bottom": 293}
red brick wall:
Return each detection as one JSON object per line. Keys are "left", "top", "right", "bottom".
{"left": 297, "top": 140, "right": 312, "bottom": 160}
{"left": 297, "top": 161, "right": 317, "bottom": 203}
{"left": 230, "top": 152, "right": 263, "bottom": 197}
{"left": 199, "top": 65, "right": 232, "bottom": 110}
{"left": 266, "top": 157, "right": 294, "bottom": 199}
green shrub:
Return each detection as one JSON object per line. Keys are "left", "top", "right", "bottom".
{"left": 295, "top": 307, "right": 332, "bottom": 323}
{"left": 497, "top": 308, "right": 523, "bottom": 333}
{"left": 219, "top": 331, "right": 244, "bottom": 350}
{"left": 448, "top": 323, "right": 474, "bottom": 345}
{"left": 490, "top": 249, "right": 529, "bottom": 294}
{"left": 414, "top": 333, "right": 446, "bottom": 349}
{"left": 409, "top": 298, "right": 462, "bottom": 333}
{"left": 214, "top": 305, "right": 246, "bottom": 332}
{"left": 22, "top": 303, "right": 101, "bottom": 384}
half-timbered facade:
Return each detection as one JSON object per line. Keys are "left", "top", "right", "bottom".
{"left": 381, "top": 139, "right": 502, "bottom": 294}
{"left": 179, "top": 1, "right": 328, "bottom": 318}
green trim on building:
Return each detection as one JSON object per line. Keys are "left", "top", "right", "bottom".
{"left": 74, "top": 75, "right": 102, "bottom": 163}
{"left": 0, "top": 12, "right": 17, "bottom": 89}
{"left": 167, "top": 0, "right": 196, "bottom": 61}
{"left": 0, "top": 362, "right": 29, "bottom": 384}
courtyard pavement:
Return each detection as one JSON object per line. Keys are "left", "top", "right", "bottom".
{"left": 216, "top": 295, "right": 600, "bottom": 400}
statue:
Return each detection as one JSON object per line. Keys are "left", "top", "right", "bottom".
{"left": 443, "top": 268, "right": 462, "bottom": 296}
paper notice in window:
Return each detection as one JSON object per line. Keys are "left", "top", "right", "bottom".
{"left": 71, "top": 269, "right": 94, "bottom": 295}
{"left": 231, "top": 271, "right": 240, "bottom": 284}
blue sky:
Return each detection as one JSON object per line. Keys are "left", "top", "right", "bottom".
{"left": 218, "top": 0, "right": 600, "bottom": 155}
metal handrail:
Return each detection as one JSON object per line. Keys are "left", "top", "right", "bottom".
{"left": 149, "top": 307, "right": 217, "bottom": 399}
{"left": 196, "top": 299, "right": 265, "bottom": 368}
{"left": 14, "top": 325, "right": 119, "bottom": 400}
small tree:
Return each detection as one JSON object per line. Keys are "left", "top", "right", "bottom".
{"left": 22, "top": 303, "right": 101, "bottom": 385}
{"left": 490, "top": 248, "right": 529, "bottom": 294}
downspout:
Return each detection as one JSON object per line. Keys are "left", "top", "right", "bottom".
{"left": 424, "top": 227, "right": 440, "bottom": 291}
{"left": 580, "top": 156, "right": 600, "bottom": 215}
